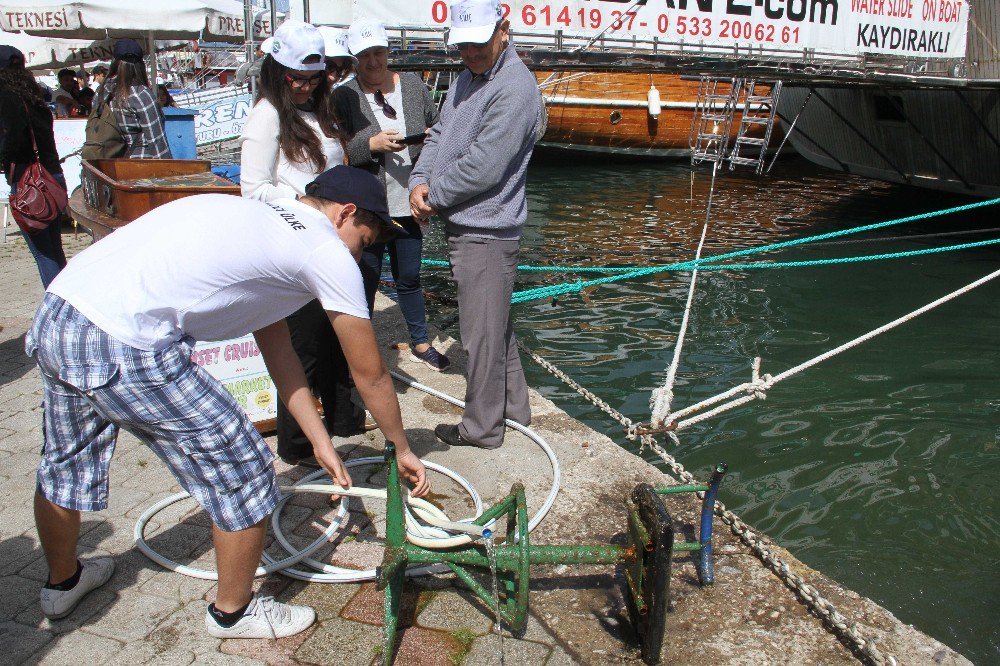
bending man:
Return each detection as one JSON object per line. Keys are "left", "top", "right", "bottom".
{"left": 27, "top": 165, "right": 427, "bottom": 638}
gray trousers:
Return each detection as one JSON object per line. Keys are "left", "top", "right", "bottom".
{"left": 448, "top": 234, "right": 531, "bottom": 448}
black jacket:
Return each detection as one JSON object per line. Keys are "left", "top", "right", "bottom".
{"left": 0, "top": 90, "right": 62, "bottom": 186}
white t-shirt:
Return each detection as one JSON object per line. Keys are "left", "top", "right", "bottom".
{"left": 239, "top": 98, "right": 345, "bottom": 202}
{"left": 48, "top": 195, "right": 368, "bottom": 351}
{"left": 366, "top": 86, "right": 412, "bottom": 218}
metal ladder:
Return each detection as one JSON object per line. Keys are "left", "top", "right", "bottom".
{"left": 689, "top": 77, "right": 742, "bottom": 167}
{"left": 728, "top": 80, "right": 783, "bottom": 173}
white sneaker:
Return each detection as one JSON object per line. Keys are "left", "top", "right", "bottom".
{"left": 39, "top": 557, "right": 115, "bottom": 619}
{"left": 204, "top": 594, "right": 316, "bottom": 639}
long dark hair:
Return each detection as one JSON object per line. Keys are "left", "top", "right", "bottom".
{"left": 107, "top": 58, "right": 150, "bottom": 104}
{"left": 257, "top": 55, "right": 344, "bottom": 171}
{"left": 0, "top": 67, "right": 48, "bottom": 111}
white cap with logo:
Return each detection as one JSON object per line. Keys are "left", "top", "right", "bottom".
{"left": 348, "top": 19, "right": 389, "bottom": 56}
{"left": 318, "top": 26, "right": 358, "bottom": 64}
{"left": 261, "top": 20, "right": 325, "bottom": 71}
{"left": 449, "top": 0, "right": 503, "bottom": 45}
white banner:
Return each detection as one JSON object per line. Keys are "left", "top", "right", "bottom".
{"left": 192, "top": 335, "right": 278, "bottom": 424}
{"left": 357, "top": 0, "right": 968, "bottom": 60}
{"left": 189, "top": 93, "right": 253, "bottom": 145}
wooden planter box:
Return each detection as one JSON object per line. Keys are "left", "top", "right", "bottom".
{"left": 80, "top": 158, "right": 240, "bottom": 222}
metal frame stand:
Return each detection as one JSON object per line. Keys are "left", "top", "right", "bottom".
{"left": 375, "top": 443, "right": 727, "bottom": 665}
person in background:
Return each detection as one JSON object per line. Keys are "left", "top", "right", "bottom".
{"left": 157, "top": 84, "right": 176, "bottom": 108}
{"left": 240, "top": 20, "right": 373, "bottom": 467}
{"left": 75, "top": 70, "right": 94, "bottom": 115}
{"left": 334, "top": 20, "right": 450, "bottom": 373}
{"left": 99, "top": 39, "right": 171, "bottom": 158}
{"left": 53, "top": 68, "right": 81, "bottom": 117}
{"left": 318, "top": 27, "right": 357, "bottom": 88}
{"left": 91, "top": 64, "right": 109, "bottom": 89}
{"left": 409, "top": 0, "right": 544, "bottom": 449}
{"left": 0, "top": 45, "right": 67, "bottom": 288}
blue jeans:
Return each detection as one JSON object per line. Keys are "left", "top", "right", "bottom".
{"left": 361, "top": 216, "right": 429, "bottom": 346}
{"left": 11, "top": 173, "right": 68, "bottom": 288}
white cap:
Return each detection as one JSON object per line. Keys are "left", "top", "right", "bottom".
{"left": 348, "top": 19, "right": 389, "bottom": 56}
{"left": 263, "top": 20, "right": 325, "bottom": 71}
{"left": 449, "top": 0, "right": 503, "bottom": 45}
{"left": 318, "top": 27, "right": 358, "bottom": 64}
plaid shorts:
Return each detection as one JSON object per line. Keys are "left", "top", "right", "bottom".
{"left": 25, "top": 293, "right": 279, "bottom": 532}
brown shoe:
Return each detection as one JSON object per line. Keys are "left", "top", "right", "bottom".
{"left": 434, "top": 423, "right": 499, "bottom": 450}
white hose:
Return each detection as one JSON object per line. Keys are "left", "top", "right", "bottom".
{"left": 133, "top": 368, "right": 562, "bottom": 582}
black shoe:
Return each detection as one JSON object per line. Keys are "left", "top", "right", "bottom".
{"left": 279, "top": 454, "right": 322, "bottom": 469}
{"left": 434, "top": 423, "right": 500, "bottom": 450}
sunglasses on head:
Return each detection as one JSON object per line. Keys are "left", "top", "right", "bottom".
{"left": 374, "top": 89, "right": 397, "bottom": 119}
{"left": 284, "top": 71, "right": 324, "bottom": 89}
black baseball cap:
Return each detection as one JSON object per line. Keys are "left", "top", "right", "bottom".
{"left": 113, "top": 38, "right": 144, "bottom": 62}
{"left": 0, "top": 45, "right": 25, "bottom": 70}
{"left": 305, "top": 165, "right": 407, "bottom": 237}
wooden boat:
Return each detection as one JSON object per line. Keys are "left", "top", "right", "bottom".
{"left": 534, "top": 71, "right": 775, "bottom": 158}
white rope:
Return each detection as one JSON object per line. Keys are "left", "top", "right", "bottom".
{"left": 649, "top": 162, "right": 719, "bottom": 436}
{"left": 662, "top": 266, "right": 1000, "bottom": 432}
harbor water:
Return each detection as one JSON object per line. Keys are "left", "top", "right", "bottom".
{"left": 410, "top": 155, "right": 999, "bottom": 663}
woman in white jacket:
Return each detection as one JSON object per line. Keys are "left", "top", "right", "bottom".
{"left": 239, "top": 21, "right": 370, "bottom": 465}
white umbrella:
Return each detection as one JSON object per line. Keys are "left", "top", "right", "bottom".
{"left": 0, "top": 0, "right": 277, "bottom": 42}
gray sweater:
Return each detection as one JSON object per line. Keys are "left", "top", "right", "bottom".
{"left": 332, "top": 72, "right": 438, "bottom": 190}
{"left": 409, "top": 43, "right": 543, "bottom": 240}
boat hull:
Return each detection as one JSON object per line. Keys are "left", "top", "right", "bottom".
{"left": 777, "top": 86, "right": 1000, "bottom": 197}
{"left": 535, "top": 72, "right": 771, "bottom": 158}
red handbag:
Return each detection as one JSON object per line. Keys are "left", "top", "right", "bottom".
{"left": 9, "top": 105, "right": 68, "bottom": 236}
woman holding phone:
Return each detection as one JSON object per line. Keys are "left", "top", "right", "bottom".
{"left": 332, "top": 20, "right": 449, "bottom": 372}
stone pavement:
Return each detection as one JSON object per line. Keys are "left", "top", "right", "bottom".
{"left": 0, "top": 225, "right": 971, "bottom": 665}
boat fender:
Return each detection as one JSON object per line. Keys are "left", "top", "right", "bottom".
{"left": 647, "top": 84, "right": 661, "bottom": 118}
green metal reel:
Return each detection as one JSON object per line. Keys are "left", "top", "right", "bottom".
{"left": 375, "top": 443, "right": 720, "bottom": 665}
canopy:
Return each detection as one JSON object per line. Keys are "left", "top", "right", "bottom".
{"left": 2, "top": 31, "right": 186, "bottom": 70}
{"left": 0, "top": 0, "right": 276, "bottom": 42}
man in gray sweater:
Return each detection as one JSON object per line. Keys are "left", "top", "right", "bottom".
{"left": 409, "top": 0, "right": 544, "bottom": 449}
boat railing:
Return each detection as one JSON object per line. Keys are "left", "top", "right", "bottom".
{"left": 323, "top": 23, "right": 985, "bottom": 88}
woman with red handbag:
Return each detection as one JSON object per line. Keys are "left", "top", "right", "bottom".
{"left": 0, "top": 45, "right": 67, "bottom": 288}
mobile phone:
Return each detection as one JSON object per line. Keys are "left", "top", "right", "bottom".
{"left": 398, "top": 132, "right": 427, "bottom": 145}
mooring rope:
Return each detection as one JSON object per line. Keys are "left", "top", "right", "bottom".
{"left": 662, "top": 266, "right": 1000, "bottom": 432}
{"left": 650, "top": 161, "right": 719, "bottom": 442}
{"left": 517, "top": 338, "right": 897, "bottom": 665}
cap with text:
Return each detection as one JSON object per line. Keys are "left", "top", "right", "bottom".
{"left": 305, "top": 165, "right": 407, "bottom": 237}
{"left": 449, "top": 0, "right": 503, "bottom": 45}
{"left": 318, "top": 26, "right": 358, "bottom": 64}
{"left": 348, "top": 19, "right": 389, "bottom": 56}
{"left": 112, "top": 38, "right": 144, "bottom": 63}
{"left": 262, "top": 20, "right": 325, "bottom": 71}
{"left": 0, "top": 45, "right": 25, "bottom": 70}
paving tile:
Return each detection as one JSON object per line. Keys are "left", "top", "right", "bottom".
{"left": 35, "top": 629, "right": 123, "bottom": 665}
{"left": 191, "top": 651, "right": 267, "bottom": 665}
{"left": 102, "top": 641, "right": 196, "bottom": 666}
{"left": 0, "top": 574, "right": 41, "bottom": 621}
{"left": 417, "top": 589, "right": 494, "bottom": 635}
{"left": 340, "top": 582, "right": 424, "bottom": 628}
{"left": 282, "top": 579, "right": 359, "bottom": 622}
{"left": 463, "top": 634, "right": 552, "bottom": 666}
{"left": 84, "top": 592, "right": 179, "bottom": 642}
{"left": 544, "top": 646, "right": 579, "bottom": 665}
{"left": 0, "top": 533, "right": 44, "bottom": 577}
{"left": 294, "top": 619, "right": 381, "bottom": 666}
{"left": 147, "top": 599, "right": 223, "bottom": 659}
{"left": 140, "top": 568, "right": 219, "bottom": 603}
{"left": 392, "top": 625, "right": 462, "bottom": 666}
{"left": 0, "top": 620, "right": 54, "bottom": 663}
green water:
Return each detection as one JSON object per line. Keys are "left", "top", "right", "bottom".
{"left": 416, "top": 156, "right": 1000, "bottom": 663}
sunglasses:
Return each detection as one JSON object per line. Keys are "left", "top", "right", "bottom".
{"left": 284, "top": 71, "right": 324, "bottom": 89}
{"left": 374, "top": 89, "right": 397, "bottom": 119}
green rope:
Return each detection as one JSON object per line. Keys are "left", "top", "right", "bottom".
{"left": 422, "top": 196, "right": 1000, "bottom": 276}
{"left": 509, "top": 236, "right": 1000, "bottom": 303}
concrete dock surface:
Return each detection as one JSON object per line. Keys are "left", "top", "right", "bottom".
{"left": 0, "top": 227, "right": 970, "bottom": 665}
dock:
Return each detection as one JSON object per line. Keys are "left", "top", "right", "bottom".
{"left": 0, "top": 229, "right": 970, "bottom": 665}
